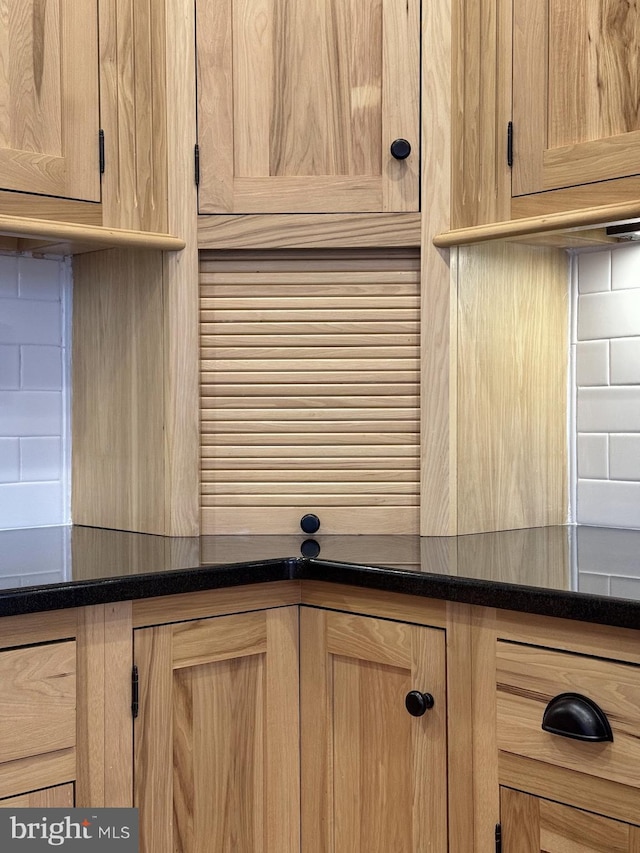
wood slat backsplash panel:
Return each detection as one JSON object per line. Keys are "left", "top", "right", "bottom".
{"left": 200, "top": 250, "right": 420, "bottom": 534}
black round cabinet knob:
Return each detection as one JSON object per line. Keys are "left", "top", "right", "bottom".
{"left": 300, "top": 513, "right": 320, "bottom": 534}
{"left": 405, "top": 691, "right": 435, "bottom": 717}
{"left": 300, "top": 539, "right": 321, "bottom": 558}
{"left": 390, "top": 138, "right": 411, "bottom": 160}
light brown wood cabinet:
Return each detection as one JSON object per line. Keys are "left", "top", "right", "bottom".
{"left": 501, "top": 788, "right": 640, "bottom": 853}
{"left": 300, "top": 607, "right": 448, "bottom": 853}
{"left": 10, "top": 582, "right": 640, "bottom": 853}
{"left": 133, "top": 606, "right": 300, "bottom": 853}
{"left": 0, "top": 604, "right": 132, "bottom": 812}
{"left": 0, "top": 640, "right": 76, "bottom": 803}
{"left": 452, "top": 0, "right": 640, "bottom": 227}
{"left": 195, "top": 0, "right": 420, "bottom": 214}
{"left": 490, "top": 616, "right": 640, "bottom": 853}
{"left": 511, "top": 0, "right": 640, "bottom": 213}
{"left": 0, "top": 0, "right": 100, "bottom": 202}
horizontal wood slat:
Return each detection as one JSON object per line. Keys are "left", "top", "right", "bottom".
{"left": 202, "top": 495, "right": 419, "bottom": 507}
{"left": 201, "top": 296, "right": 420, "bottom": 309}
{"left": 202, "top": 385, "right": 418, "bottom": 398}
{"left": 203, "top": 447, "right": 419, "bottom": 460}
{"left": 201, "top": 271, "right": 419, "bottom": 284}
{"left": 200, "top": 250, "right": 420, "bottom": 534}
{"left": 201, "top": 407, "right": 418, "bottom": 420}
{"left": 202, "top": 359, "right": 420, "bottom": 371}
{"left": 202, "top": 426, "right": 418, "bottom": 439}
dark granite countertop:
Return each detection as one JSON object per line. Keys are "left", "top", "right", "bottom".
{"left": 1, "top": 525, "right": 640, "bottom": 629}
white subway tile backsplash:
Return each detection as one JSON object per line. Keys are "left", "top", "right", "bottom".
{"left": 577, "top": 433, "right": 608, "bottom": 479}
{"left": 0, "top": 391, "right": 62, "bottom": 437}
{"left": 577, "top": 250, "right": 611, "bottom": 293}
{"left": 577, "top": 386, "right": 640, "bottom": 432}
{"left": 18, "top": 256, "right": 61, "bottom": 301}
{"left": 577, "top": 479, "right": 640, "bottom": 527}
{"left": 0, "top": 345, "right": 19, "bottom": 389}
{"left": 0, "top": 255, "right": 70, "bottom": 529}
{"left": 20, "top": 437, "right": 62, "bottom": 482}
{"left": 0, "top": 481, "right": 65, "bottom": 528}
{"left": 21, "top": 346, "right": 62, "bottom": 390}
{"left": 610, "top": 337, "right": 640, "bottom": 385}
{"left": 0, "top": 299, "right": 61, "bottom": 345}
{"left": 609, "top": 434, "right": 640, "bottom": 481}
{"left": 0, "top": 255, "right": 18, "bottom": 297}
{"left": 576, "top": 340, "right": 609, "bottom": 386}
{"left": 578, "top": 290, "right": 640, "bottom": 340}
{"left": 611, "top": 243, "right": 640, "bottom": 291}
{"left": 0, "top": 438, "right": 19, "bottom": 483}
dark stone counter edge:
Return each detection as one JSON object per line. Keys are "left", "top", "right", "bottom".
{"left": 1, "top": 556, "right": 639, "bottom": 631}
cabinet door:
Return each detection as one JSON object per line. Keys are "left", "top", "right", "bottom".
{"left": 199, "top": 250, "right": 421, "bottom": 536}
{"left": 501, "top": 787, "right": 640, "bottom": 852}
{"left": 512, "top": 0, "right": 640, "bottom": 197}
{"left": 0, "top": 0, "right": 100, "bottom": 201}
{"left": 134, "top": 607, "right": 299, "bottom": 853}
{"left": 301, "top": 608, "right": 447, "bottom": 853}
{"left": 196, "top": 0, "right": 420, "bottom": 214}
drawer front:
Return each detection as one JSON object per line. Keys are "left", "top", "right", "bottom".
{"left": 0, "top": 641, "right": 76, "bottom": 764}
{"left": 497, "top": 641, "right": 640, "bottom": 788}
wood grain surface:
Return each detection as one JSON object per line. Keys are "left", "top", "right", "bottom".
{"left": 300, "top": 608, "right": 447, "bottom": 853}
{"left": 0, "top": 0, "right": 99, "bottom": 200}
{"left": 196, "top": 0, "right": 419, "bottom": 213}
{"left": 200, "top": 250, "right": 420, "bottom": 533}
{"left": 135, "top": 607, "right": 299, "bottom": 853}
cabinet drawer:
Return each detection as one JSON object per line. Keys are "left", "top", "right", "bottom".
{"left": 496, "top": 641, "right": 640, "bottom": 789}
{"left": 0, "top": 641, "right": 76, "bottom": 764}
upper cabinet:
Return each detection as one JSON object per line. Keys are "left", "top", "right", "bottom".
{"left": 512, "top": 0, "right": 640, "bottom": 201}
{"left": 0, "top": 0, "right": 100, "bottom": 202}
{"left": 195, "top": 0, "right": 420, "bottom": 214}
{"left": 450, "top": 0, "right": 640, "bottom": 234}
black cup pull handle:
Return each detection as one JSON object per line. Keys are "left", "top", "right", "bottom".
{"left": 390, "top": 138, "right": 411, "bottom": 160}
{"left": 405, "top": 690, "right": 434, "bottom": 717}
{"left": 541, "top": 692, "right": 613, "bottom": 742}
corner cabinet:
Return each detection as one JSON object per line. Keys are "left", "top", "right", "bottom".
{"left": 300, "top": 608, "right": 447, "bottom": 853}
{"left": 195, "top": 0, "right": 420, "bottom": 214}
{"left": 512, "top": 0, "right": 640, "bottom": 209}
{"left": 133, "top": 607, "right": 300, "bottom": 853}
{"left": 0, "top": 0, "right": 100, "bottom": 202}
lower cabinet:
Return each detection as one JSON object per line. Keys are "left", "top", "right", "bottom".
{"left": 133, "top": 606, "right": 300, "bottom": 853}
{"left": 0, "top": 638, "right": 77, "bottom": 804}
{"left": 132, "top": 597, "right": 448, "bottom": 853}
{"left": 493, "top": 621, "right": 640, "bottom": 853}
{"left": 501, "top": 788, "right": 640, "bottom": 853}
{"left": 300, "top": 607, "right": 448, "bottom": 853}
